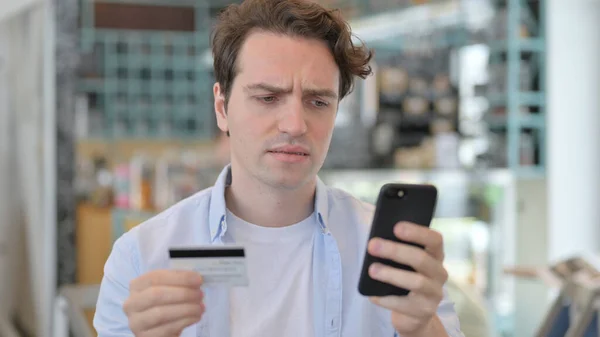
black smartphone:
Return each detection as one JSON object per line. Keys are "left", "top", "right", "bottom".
{"left": 358, "top": 183, "right": 438, "bottom": 297}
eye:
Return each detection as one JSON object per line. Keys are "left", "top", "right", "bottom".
{"left": 311, "top": 100, "right": 329, "bottom": 108}
{"left": 258, "top": 96, "right": 277, "bottom": 103}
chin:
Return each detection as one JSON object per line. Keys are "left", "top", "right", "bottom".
{"left": 263, "top": 170, "right": 314, "bottom": 191}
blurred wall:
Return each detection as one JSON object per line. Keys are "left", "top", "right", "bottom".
{"left": 514, "top": 179, "right": 549, "bottom": 336}
{"left": 0, "top": 14, "right": 15, "bottom": 321}
{"left": 0, "top": 14, "right": 37, "bottom": 337}
{"left": 0, "top": 1, "right": 55, "bottom": 336}
{"left": 511, "top": 1, "right": 600, "bottom": 335}
{"left": 0, "top": 0, "right": 41, "bottom": 22}
{"left": 547, "top": 0, "right": 600, "bottom": 261}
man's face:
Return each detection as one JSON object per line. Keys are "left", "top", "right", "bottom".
{"left": 213, "top": 31, "right": 339, "bottom": 190}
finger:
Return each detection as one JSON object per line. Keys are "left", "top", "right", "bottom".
{"left": 368, "top": 263, "right": 443, "bottom": 299}
{"left": 138, "top": 314, "right": 203, "bottom": 337}
{"left": 130, "top": 270, "right": 203, "bottom": 293}
{"left": 369, "top": 292, "right": 440, "bottom": 319}
{"left": 141, "top": 314, "right": 203, "bottom": 337}
{"left": 368, "top": 238, "right": 448, "bottom": 283}
{"left": 129, "top": 303, "right": 204, "bottom": 333}
{"left": 124, "top": 286, "right": 203, "bottom": 314}
{"left": 394, "top": 222, "right": 445, "bottom": 261}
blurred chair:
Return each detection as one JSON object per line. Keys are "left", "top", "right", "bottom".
{"left": 445, "top": 277, "right": 491, "bottom": 337}
{"left": 536, "top": 274, "right": 600, "bottom": 337}
{"left": 53, "top": 284, "right": 99, "bottom": 337}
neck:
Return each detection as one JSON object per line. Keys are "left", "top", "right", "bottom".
{"left": 225, "top": 168, "right": 316, "bottom": 228}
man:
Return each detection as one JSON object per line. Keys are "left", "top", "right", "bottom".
{"left": 94, "top": 1, "right": 465, "bottom": 336}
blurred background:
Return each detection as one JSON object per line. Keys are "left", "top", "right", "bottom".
{"left": 0, "top": 0, "right": 599, "bottom": 336}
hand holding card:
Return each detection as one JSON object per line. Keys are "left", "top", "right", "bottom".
{"left": 122, "top": 270, "right": 205, "bottom": 337}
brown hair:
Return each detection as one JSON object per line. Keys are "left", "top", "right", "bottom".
{"left": 211, "top": 0, "right": 373, "bottom": 103}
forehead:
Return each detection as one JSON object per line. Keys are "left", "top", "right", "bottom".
{"left": 234, "top": 31, "right": 340, "bottom": 92}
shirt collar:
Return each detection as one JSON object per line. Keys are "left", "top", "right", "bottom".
{"left": 207, "top": 165, "right": 331, "bottom": 242}
{"left": 314, "top": 175, "right": 330, "bottom": 233}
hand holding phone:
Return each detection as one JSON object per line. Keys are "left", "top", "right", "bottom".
{"left": 358, "top": 183, "right": 440, "bottom": 297}
{"left": 357, "top": 183, "right": 451, "bottom": 336}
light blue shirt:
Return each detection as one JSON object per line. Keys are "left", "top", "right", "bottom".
{"left": 94, "top": 165, "right": 465, "bottom": 337}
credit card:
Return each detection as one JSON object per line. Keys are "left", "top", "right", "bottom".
{"left": 169, "top": 245, "right": 249, "bottom": 287}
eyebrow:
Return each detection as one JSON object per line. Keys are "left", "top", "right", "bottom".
{"left": 244, "top": 82, "right": 339, "bottom": 100}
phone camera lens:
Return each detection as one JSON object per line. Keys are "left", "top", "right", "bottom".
{"left": 384, "top": 188, "right": 406, "bottom": 198}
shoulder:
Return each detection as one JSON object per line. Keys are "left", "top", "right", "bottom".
{"left": 326, "top": 185, "right": 375, "bottom": 224}
{"left": 114, "top": 186, "right": 215, "bottom": 270}
{"left": 134, "top": 186, "right": 213, "bottom": 234}
{"left": 322, "top": 185, "right": 376, "bottom": 244}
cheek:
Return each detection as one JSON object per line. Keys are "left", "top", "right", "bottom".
{"left": 228, "top": 108, "right": 268, "bottom": 150}
{"left": 309, "top": 116, "right": 335, "bottom": 148}
{"left": 232, "top": 121, "right": 260, "bottom": 147}
{"left": 227, "top": 98, "right": 260, "bottom": 135}
{"left": 238, "top": 114, "right": 268, "bottom": 137}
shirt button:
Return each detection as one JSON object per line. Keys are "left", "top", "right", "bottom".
{"left": 329, "top": 317, "right": 338, "bottom": 330}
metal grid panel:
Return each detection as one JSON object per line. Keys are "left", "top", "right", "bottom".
{"left": 487, "top": 0, "right": 546, "bottom": 175}
{"left": 78, "top": 0, "right": 215, "bottom": 140}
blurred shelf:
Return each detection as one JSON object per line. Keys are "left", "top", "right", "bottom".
{"left": 481, "top": 0, "right": 546, "bottom": 177}
{"left": 78, "top": 0, "right": 216, "bottom": 141}
{"left": 320, "top": 168, "right": 515, "bottom": 186}
{"left": 487, "top": 92, "right": 545, "bottom": 107}
{"left": 400, "top": 113, "right": 438, "bottom": 126}
{"left": 77, "top": 138, "right": 215, "bottom": 144}
{"left": 350, "top": 1, "right": 467, "bottom": 44}
{"left": 81, "top": 28, "right": 208, "bottom": 42}
{"left": 78, "top": 79, "right": 212, "bottom": 94}
{"left": 328, "top": 0, "right": 473, "bottom": 20}
{"left": 485, "top": 113, "right": 544, "bottom": 129}
{"left": 83, "top": 0, "right": 206, "bottom": 6}
{"left": 488, "top": 38, "right": 545, "bottom": 53}
{"left": 77, "top": 135, "right": 216, "bottom": 143}
{"left": 369, "top": 29, "right": 469, "bottom": 52}
{"left": 199, "top": 1, "right": 486, "bottom": 66}
{"left": 512, "top": 166, "right": 546, "bottom": 179}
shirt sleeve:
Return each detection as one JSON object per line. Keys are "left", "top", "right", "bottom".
{"left": 437, "top": 287, "right": 466, "bottom": 337}
{"left": 93, "top": 233, "right": 140, "bottom": 336}
{"left": 393, "top": 287, "right": 466, "bottom": 337}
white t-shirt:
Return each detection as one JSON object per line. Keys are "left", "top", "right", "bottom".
{"left": 224, "top": 209, "right": 316, "bottom": 337}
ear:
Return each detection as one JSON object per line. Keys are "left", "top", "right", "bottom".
{"left": 214, "top": 82, "right": 229, "bottom": 134}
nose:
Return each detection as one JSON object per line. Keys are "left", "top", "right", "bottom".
{"left": 278, "top": 98, "right": 307, "bottom": 137}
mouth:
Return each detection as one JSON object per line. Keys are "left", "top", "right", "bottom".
{"left": 267, "top": 146, "right": 311, "bottom": 163}
{"left": 267, "top": 150, "right": 309, "bottom": 156}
